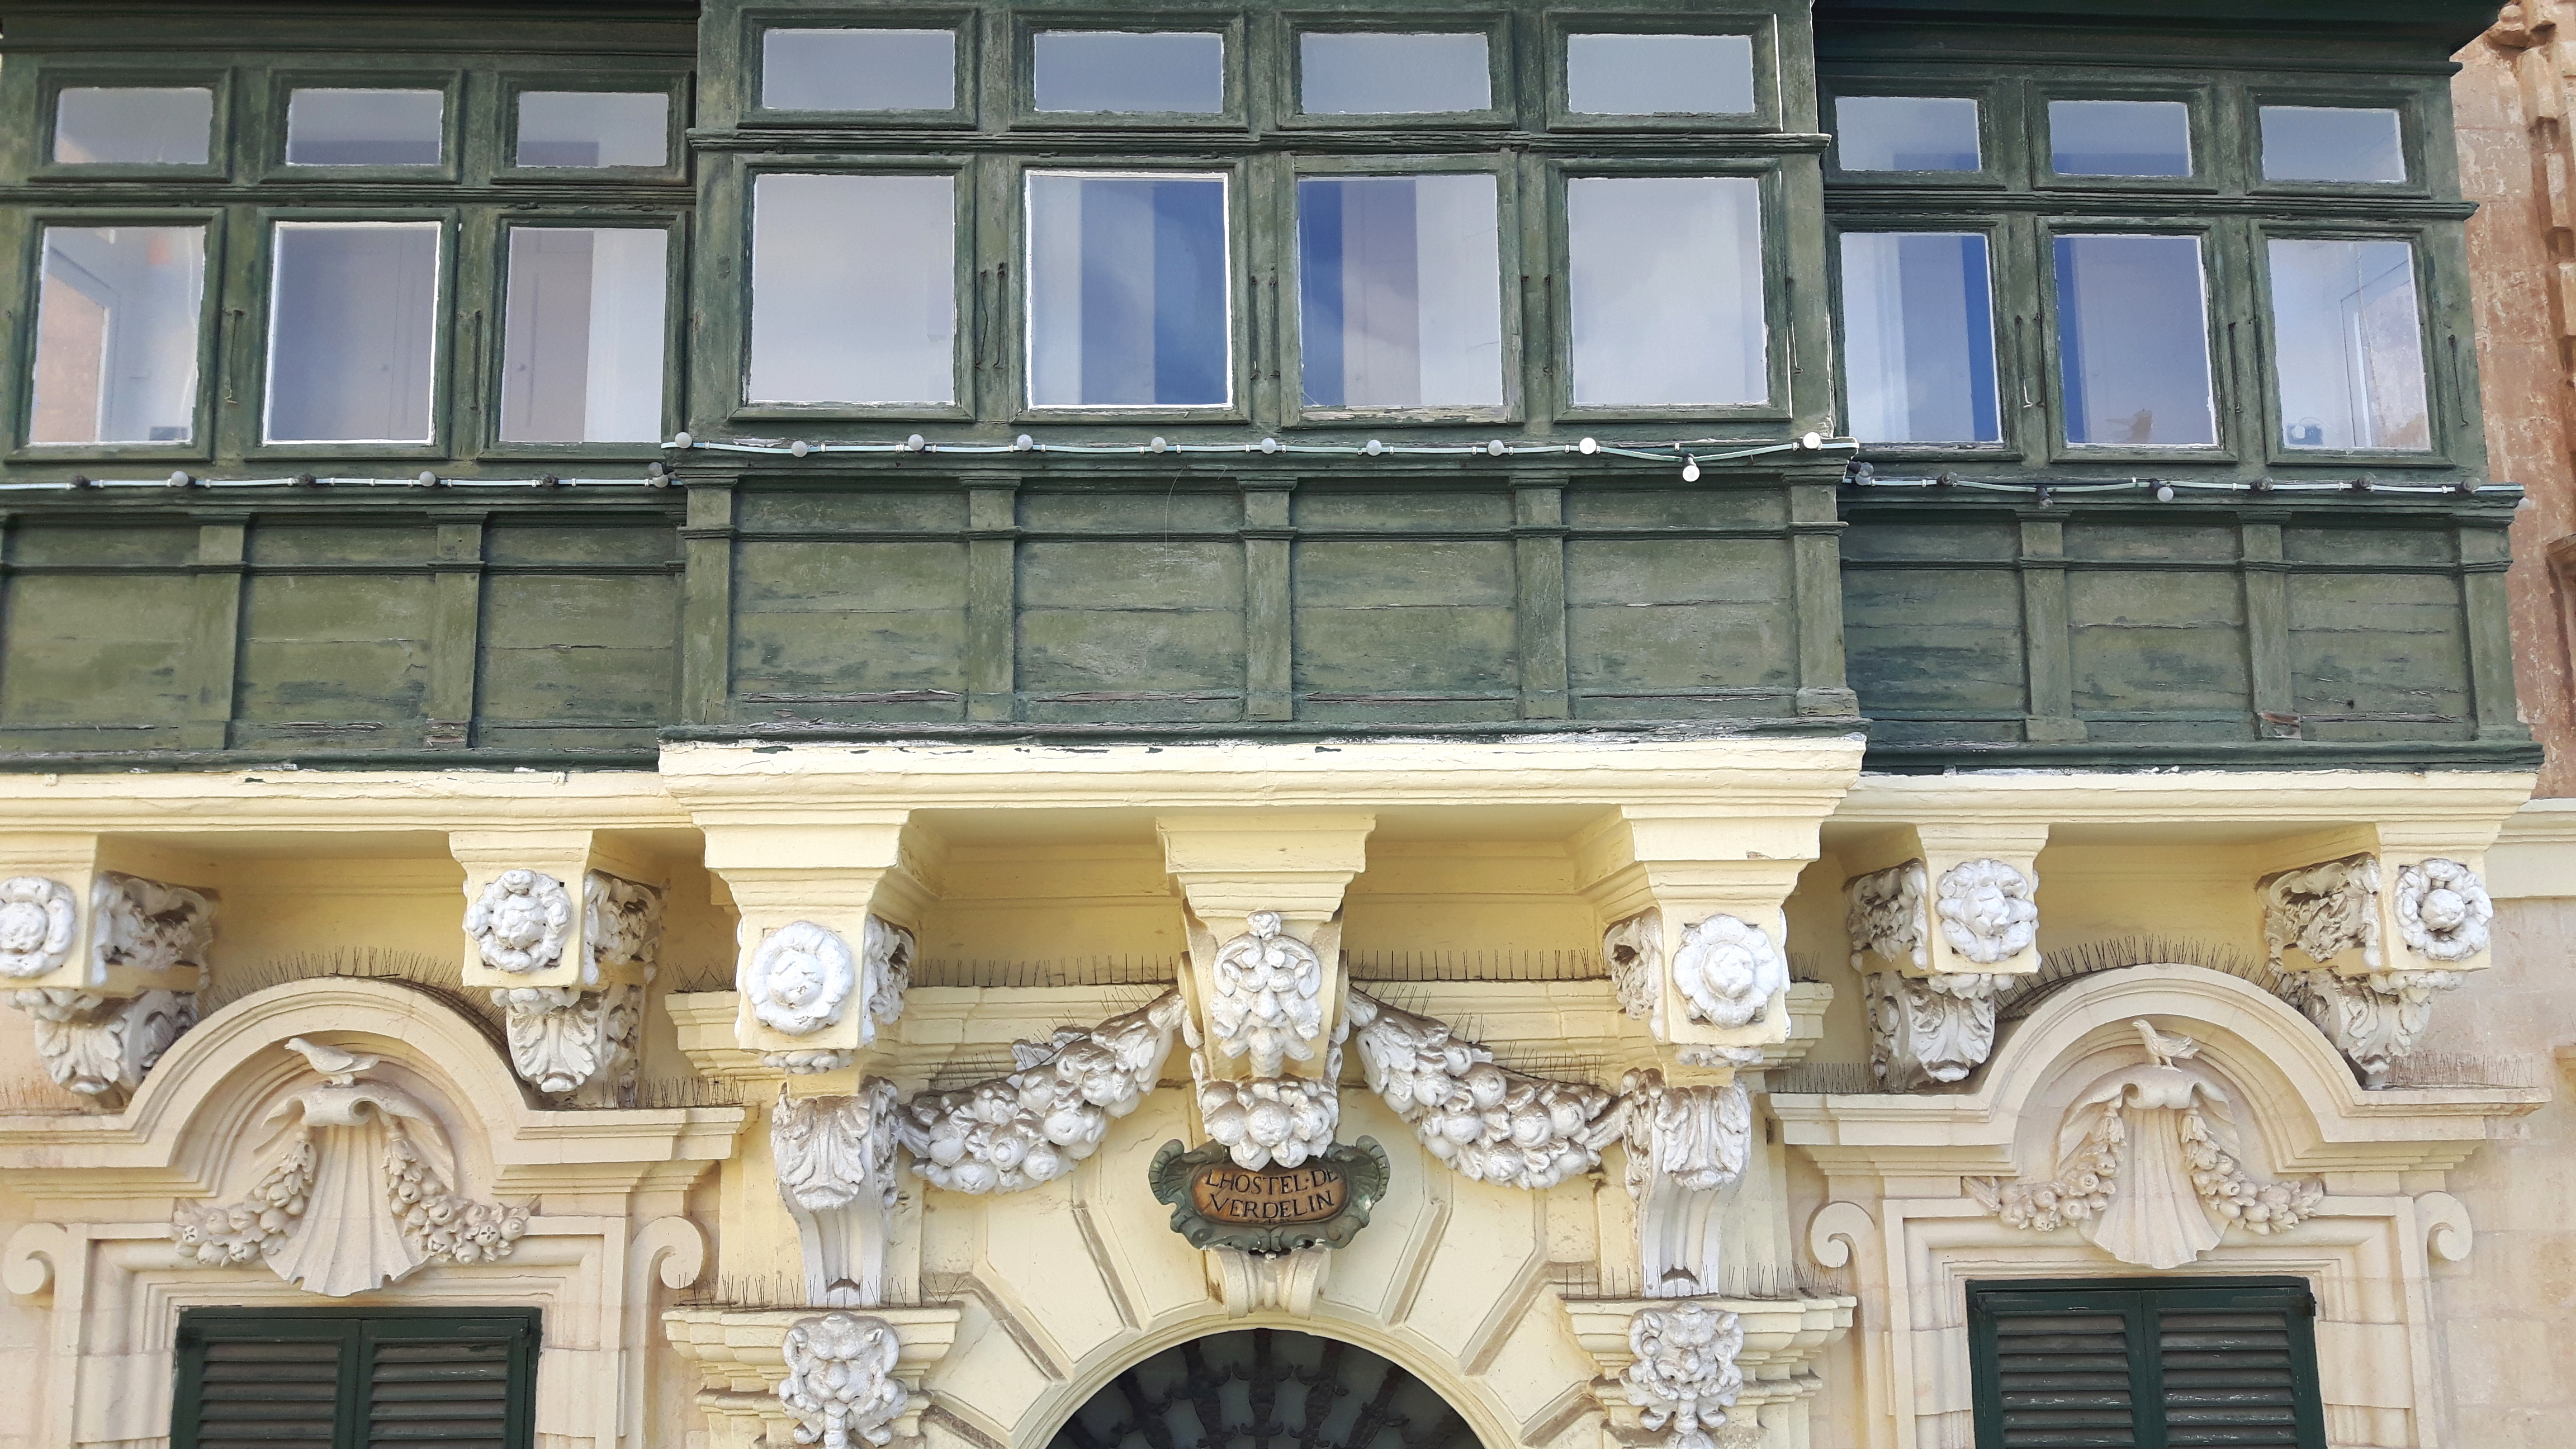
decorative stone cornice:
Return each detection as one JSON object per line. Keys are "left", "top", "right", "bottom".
{"left": 1863, "top": 972, "right": 2001, "bottom": 1092}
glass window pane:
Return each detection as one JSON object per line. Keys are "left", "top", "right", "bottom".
{"left": 54, "top": 87, "right": 212, "bottom": 165}
{"left": 29, "top": 226, "right": 205, "bottom": 444}
{"left": 1028, "top": 173, "right": 1229, "bottom": 408}
{"left": 2050, "top": 100, "right": 2191, "bottom": 177}
{"left": 2055, "top": 234, "right": 2215, "bottom": 447}
{"left": 1035, "top": 32, "right": 1224, "bottom": 113}
{"left": 1297, "top": 175, "right": 1502, "bottom": 409}
{"left": 285, "top": 88, "right": 444, "bottom": 166}
{"left": 750, "top": 173, "right": 956, "bottom": 406}
{"left": 2270, "top": 239, "right": 2429, "bottom": 451}
{"left": 1567, "top": 34, "right": 1753, "bottom": 116}
{"left": 1841, "top": 233, "right": 1998, "bottom": 445}
{"left": 265, "top": 221, "right": 441, "bottom": 443}
{"left": 763, "top": 28, "right": 955, "bottom": 112}
{"left": 2261, "top": 106, "right": 2405, "bottom": 184}
{"left": 517, "top": 92, "right": 669, "bottom": 168}
{"left": 502, "top": 229, "right": 667, "bottom": 443}
{"left": 1836, "top": 96, "right": 1980, "bottom": 172}
{"left": 1568, "top": 176, "right": 1765, "bottom": 407}
{"left": 1300, "top": 33, "right": 1489, "bottom": 115}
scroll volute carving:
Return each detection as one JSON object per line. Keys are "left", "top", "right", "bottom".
{"left": 1182, "top": 908, "right": 1344, "bottom": 1085}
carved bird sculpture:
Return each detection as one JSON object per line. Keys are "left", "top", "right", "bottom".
{"left": 283, "top": 1035, "right": 380, "bottom": 1086}
{"left": 2132, "top": 1019, "right": 2198, "bottom": 1069}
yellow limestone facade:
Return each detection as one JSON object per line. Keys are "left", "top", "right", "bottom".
{"left": 0, "top": 740, "right": 2559, "bottom": 1449}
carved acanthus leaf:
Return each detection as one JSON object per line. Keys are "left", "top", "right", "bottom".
{"left": 1346, "top": 991, "right": 1621, "bottom": 1189}
{"left": 863, "top": 917, "right": 913, "bottom": 1027}
{"left": 2280, "top": 968, "right": 2461, "bottom": 1088}
{"left": 7, "top": 987, "right": 196, "bottom": 1109}
{"left": 898, "top": 991, "right": 1187, "bottom": 1193}
{"left": 465, "top": 869, "right": 575, "bottom": 975}
{"left": 1864, "top": 972, "right": 2001, "bottom": 1092}
{"left": 584, "top": 872, "right": 663, "bottom": 981}
{"left": 1620, "top": 1070, "right": 1750, "bottom": 1197}
{"left": 1967, "top": 1020, "right": 2322, "bottom": 1270}
{"left": 778, "top": 1311, "right": 908, "bottom": 1449}
{"left": 1208, "top": 911, "right": 1324, "bottom": 1077}
{"left": 92, "top": 873, "right": 216, "bottom": 979}
{"left": 2261, "top": 854, "right": 2382, "bottom": 970}
{"left": 1603, "top": 911, "right": 1664, "bottom": 1030}
{"left": 1671, "top": 915, "right": 1787, "bottom": 1031}
{"left": 748, "top": 921, "right": 860, "bottom": 1038}
{"left": 1623, "top": 1301, "right": 1746, "bottom": 1449}
{"left": 2394, "top": 859, "right": 2492, "bottom": 963}
{"left": 1935, "top": 859, "right": 2038, "bottom": 965}
{"left": 493, "top": 984, "right": 639, "bottom": 1104}
{"left": 1844, "top": 861, "right": 1929, "bottom": 972}
{"left": 775, "top": 1082, "right": 903, "bottom": 1215}
{"left": 0, "top": 877, "right": 77, "bottom": 980}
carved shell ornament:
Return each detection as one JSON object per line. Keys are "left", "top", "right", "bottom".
{"left": 748, "top": 921, "right": 859, "bottom": 1037}
{"left": 1935, "top": 859, "right": 2038, "bottom": 964}
{"left": 0, "top": 875, "right": 77, "bottom": 979}
{"left": 2394, "top": 858, "right": 2492, "bottom": 963}
{"left": 1670, "top": 915, "right": 1787, "bottom": 1030}
{"left": 464, "top": 869, "right": 574, "bottom": 974}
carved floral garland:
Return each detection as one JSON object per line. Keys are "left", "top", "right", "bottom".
{"left": 898, "top": 991, "right": 1187, "bottom": 1193}
{"left": 1347, "top": 991, "right": 1621, "bottom": 1189}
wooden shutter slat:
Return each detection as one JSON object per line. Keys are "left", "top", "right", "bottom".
{"left": 176, "top": 1309, "right": 536, "bottom": 1449}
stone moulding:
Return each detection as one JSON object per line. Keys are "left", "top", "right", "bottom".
{"left": 465, "top": 868, "right": 576, "bottom": 975}
{"left": 1863, "top": 971, "right": 2001, "bottom": 1092}
{"left": 1933, "top": 859, "right": 2039, "bottom": 966}
{"left": 898, "top": 990, "right": 1187, "bottom": 1193}
{"left": 1843, "top": 861, "right": 1929, "bottom": 973}
{"left": 2260, "top": 853, "right": 2383, "bottom": 971}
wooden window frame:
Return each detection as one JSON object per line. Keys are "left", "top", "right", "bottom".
{"left": 171, "top": 1305, "right": 541, "bottom": 1449}
{"left": 8, "top": 206, "right": 227, "bottom": 463}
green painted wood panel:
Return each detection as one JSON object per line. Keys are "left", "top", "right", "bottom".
{"left": 1564, "top": 537, "right": 1797, "bottom": 718}
{"left": 730, "top": 538, "right": 971, "bottom": 720}
{"left": 0, "top": 572, "right": 197, "bottom": 734}
{"left": 1017, "top": 539, "right": 1246, "bottom": 723}
{"left": 2287, "top": 571, "right": 2473, "bottom": 741}
{"left": 2067, "top": 569, "right": 2251, "bottom": 740}
{"left": 1292, "top": 537, "right": 1518, "bottom": 721}
{"left": 234, "top": 573, "right": 436, "bottom": 742}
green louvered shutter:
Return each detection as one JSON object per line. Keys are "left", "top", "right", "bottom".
{"left": 173, "top": 1309, "right": 539, "bottom": 1449}
{"left": 1969, "top": 1278, "right": 2326, "bottom": 1449}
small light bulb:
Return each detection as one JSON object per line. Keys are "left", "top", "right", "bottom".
{"left": 1259, "top": 437, "right": 1280, "bottom": 454}
{"left": 789, "top": 440, "right": 810, "bottom": 458}
{"left": 905, "top": 434, "right": 926, "bottom": 452}
{"left": 1364, "top": 439, "right": 1385, "bottom": 456}
{"left": 1486, "top": 439, "right": 1507, "bottom": 457}
{"left": 1579, "top": 437, "right": 1599, "bottom": 455}
{"left": 417, "top": 471, "right": 440, "bottom": 486}
{"left": 1150, "top": 436, "right": 1168, "bottom": 453}
{"left": 167, "top": 470, "right": 192, "bottom": 488}
{"left": 2154, "top": 483, "right": 2175, "bottom": 503}
{"left": 1014, "top": 434, "right": 1035, "bottom": 452}
{"left": 673, "top": 431, "right": 694, "bottom": 449}
{"left": 1681, "top": 460, "right": 1701, "bottom": 483}
{"left": 1800, "top": 431, "right": 1824, "bottom": 451}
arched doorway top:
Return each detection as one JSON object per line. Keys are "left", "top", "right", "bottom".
{"left": 1051, "top": 1328, "right": 1485, "bottom": 1449}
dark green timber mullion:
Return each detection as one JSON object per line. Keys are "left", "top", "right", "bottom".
{"left": 1789, "top": 478, "right": 1853, "bottom": 715}
{"left": 1242, "top": 473, "right": 1294, "bottom": 721}
{"left": 1511, "top": 475, "right": 1568, "bottom": 718}
{"left": 964, "top": 471, "right": 1019, "bottom": 721}
{"left": 2461, "top": 521, "right": 2521, "bottom": 739}
{"left": 2240, "top": 515, "right": 2297, "bottom": 737}
{"left": 1245, "top": 149, "right": 1289, "bottom": 433}
{"left": 183, "top": 513, "right": 247, "bottom": 750}
{"left": 679, "top": 480, "right": 736, "bottom": 724}
{"left": 2018, "top": 514, "right": 2081, "bottom": 741}
{"left": 427, "top": 510, "right": 486, "bottom": 748}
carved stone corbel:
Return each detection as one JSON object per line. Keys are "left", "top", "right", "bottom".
{"left": 494, "top": 983, "right": 641, "bottom": 1105}
{"left": 1863, "top": 972, "right": 2002, "bottom": 1092}
{"left": 1564, "top": 1295, "right": 1853, "bottom": 1449}
{"left": 5, "top": 872, "right": 215, "bottom": 1110}
{"left": 2280, "top": 969, "right": 2462, "bottom": 1088}
{"left": 1210, "top": 1245, "right": 1332, "bottom": 1317}
{"left": 773, "top": 1082, "right": 903, "bottom": 1309}
{"left": 1619, "top": 1071, "right": 1751, "bottom": 1299}
{"left": 2261, "top": 853, "right": 2383, "bottom": 972}
{"left": 779, "top": 1311, "right": 908, "bottom": 1449}
{"left": 6, "top": 987, "right": 196, "bottom": 1109}
{"left": 665, "top": 1304, "right": 962, "bottom": 1449}
{"left": 742, "top": 916, "right": 913, "bottom": 1077}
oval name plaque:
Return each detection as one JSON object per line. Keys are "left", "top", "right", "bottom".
{"left": 1190, "top": 1162, "right": 1348, "bottom": 1226}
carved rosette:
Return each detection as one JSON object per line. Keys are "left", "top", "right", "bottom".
{"left": 1207, "top": 910, "right": 1324, "bottom": 1077}
{"left": 898, "top": 991, "right": 1187, "bottom": 1193}
{"left": 1622, "top": 1301, "right": 1747, "bottom": 1449}
{"left": 0, "top": 876, "right": 77, "bottom": 980}
{"left": 1671, "top": 915, "right": 1787, "bottom": 1031}
{"left": 493, "top": 984, "right": 640, "bottom": 1105}
{"left": 1619, "top": 1070, "right": 1751, "bottom": 1299}
{"left": 2282, "top": 969, "right": 2462, "bottom": 1088}
{"left": 92, "top": 872, "right": 217, "bottom": 978}
{"left": 1864, "top": 972, "right": 2002, "bottom": 1092}
{"left": 1346, "top": 991, "right": 1621, "bottom": 1190}
{"left": 583, "top": 871, "right": 663, "bottom": 980}
{"left": 2261, "top": 853, "right": 2383, "bottom": 971}
{"left": 1967, "top": 1020, "right": 2323, "bottom": 1270}
{"left": 1603, "top": 911, "right": 1665, "bottom": 1030}
{"left": 774, "top": 1081, "right": 904, "bottom": 1308}
{"left": 778, "top": 1311, "right": 908, "bottom": 1449}
{"left": 748, "top": 922, "right": 860, "bottom": 1038}
{"left": 6, "top": 987, "right": 196, "bottom": 1109}
{"left": 1844, "top": 861, "right": 1929, "bottom": 972}
{"left": 1934, "top": 859, "right": 2038, "bottom": 965}
{"left": 465, "top": 869, "right": 575, "bottom": 975}
{"left": 171, "top": 1042, "right": 529, "bottom": 1295}
{"left": 2394, "top": 859, "right": 2492, "bottom": 963}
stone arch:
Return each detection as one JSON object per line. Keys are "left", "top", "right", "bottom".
{"left": 1039, "top": 1325, "right": 1492, "bottom": 1449}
